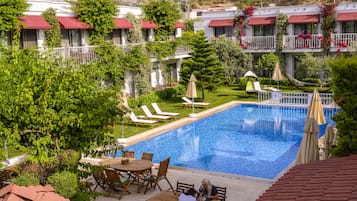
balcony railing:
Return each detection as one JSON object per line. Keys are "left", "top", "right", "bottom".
{"left": 331, "top": 33, "right": 357, "bottom": 49}
{"left": 241, "top": 36, "right": 275, "bottom": 50}
{"left": 283, "top": 34, "right": 322, "bottom": 50}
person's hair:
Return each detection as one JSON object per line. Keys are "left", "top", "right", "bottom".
{"left": 201, "top": 178, "right": 212, "bottom": 197}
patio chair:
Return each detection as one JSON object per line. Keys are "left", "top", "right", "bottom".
{"left": 175, "top": 181, "right": 194, "bottom": 194}
{"left": 182, "top": 97, "right": 210, "bottom": 108}
{"left": 151, "top": 103, "right": 180, "bottom": 116}
{"left": 216, "top": 185, "right": 227, "bottom": 201}
{"left": 104, "top": 168, "right": 131, "bottom": 196}
{"left": 129, "top": 112, "right": 157, "bottom": 126}
{"left": 91, "top": 166, "right": 109, "bottom": 191}
{"left": 253, "top": 81, "right": 265, "bottom": 92}
{"left": 122, "top": 150, "right": 135, "bottom": 159}
{"left": 142, "top": 157, "right": 174, "bottom": 194}
{"left": 141, "top": 152, "right": 154, "bottom": 161}
{"left": 141, "top": 105, "right": 171, "bottom": 120}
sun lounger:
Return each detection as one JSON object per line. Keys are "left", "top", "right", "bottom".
{"left": 141, "top": 105, "right": 171, "bottom": 120}
{"left": 129, "top": 112, "right": 157, "bottom": 126}
{"left": 182, "top": 97, "right": 210, "bottom": 108}
{"left": 151, "top": 103, "right": 180, "bottom": 116}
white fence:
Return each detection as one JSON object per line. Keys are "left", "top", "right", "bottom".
{"left": 283, "top": 34, "right": 322, "bottom": 49}
{"left": 258, "top": 91, "right": 336, "bottom": 107}
{"left": 241, "top": 35, "right": 275, "bottom": 50}
{"left": 331, "top": 33, "right": 357, "bottom": 48}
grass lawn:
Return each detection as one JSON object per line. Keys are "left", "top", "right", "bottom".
{"left": 112, "top": 85, "right": 258, "bottom": 139}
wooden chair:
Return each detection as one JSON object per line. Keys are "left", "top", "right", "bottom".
{"left": 122, "top": 150, "right": 135, "bottom": 158}
{"left": 92, "top": 166, "right": 109, "bottom": 191}
{"left": 143, "top": 157, "right": 174, "bottom": 194}
{"left": 176, "top": 181, "right": 194, "bottom": 193}
{"left": 215, "top": 186, "right": 227, "bottom": 201}
{"left": 104, "top": 168, "right": 131, "bottom": 196}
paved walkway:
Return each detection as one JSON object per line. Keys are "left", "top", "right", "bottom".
{"left": 95, "top": 101, "right": 275, "bottom": 201}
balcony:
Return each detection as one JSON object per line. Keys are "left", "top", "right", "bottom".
{"left": 283, "top": 34, "right": 323, "bottom": 52}
{"left": 240, "top": 36, "right": 275, "bottom": 53}
{"left": 330, "top": 33, "right": 357, "bottom": 52}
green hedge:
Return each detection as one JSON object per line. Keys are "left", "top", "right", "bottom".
{"left": 12, "top": 172, "right": 40, "bottom": 186}
{"left": 128, "top": 92, "right": 159, "bottom": 108}
{"left": 155, "top": 85, "right": 186, "bottom": 100}
{"left": 47, "top": 171, "right": 78, "bottom": 199}
{"left": 302, "top": 78, "right": 321, "bottom": 85}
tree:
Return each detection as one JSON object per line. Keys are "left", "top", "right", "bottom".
{"left": 255, "top": 52, "right": 279, "bottom": 77}
{"left": 142, "top": 0, "right": 181, "bottom": 41}
{"left": 329, "top": 56, "right": 357, "bottom": 156}
{"left": 0, "top": 0, "right": 28, "bottom": 45}
{"left": 211, "top": 36, "right": 253, "bottom": 85}
{"left": 0, "top": 48, "right": 122, "bottom": 164}
{"left": 126, "top": 13, "right": 143, "bottom": 43}
{"left": 68, "top": 0, "right": 119, "bottom": 42}
{"left": 180, "top": 31, "right": 224, "bottom": 100}
{"left": 42, "top": 8, "right": 62, "bottom": 48}
{"left": 295, "top": 53, "right": 332, "bottom": 81}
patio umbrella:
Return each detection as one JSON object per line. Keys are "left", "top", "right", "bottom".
{"left": 306, "top": 89, "right": 326, "bottom": 125}
{"left": 323, "top": 125, "right": 334, "bottom": 159}
{"left": 272, "top": 62, "right": 283, "bottom": 89}
{"left": 296, "top": 116, "right": 320, "bottom": 165}
{"left": 186, "top": 73, "right": 197, "bottom": 115}
{"left": 243, "top": 70, "right": 258, "bottom": 79}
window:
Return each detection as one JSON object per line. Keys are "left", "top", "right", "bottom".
{"left": 214, "top": 27, "right": 233, "bottom": 37}
{"left": 20, "top": 30, "right": 37, "bottom": 48}
{"left": 142, "top": 29, "right": 150, "bottom": 41}
{"left": 196, "top": 12, "right": 202, "bottom": 17}
{"left": 294, "top": 23, "right": 318, "bottom": 35}
{"left": 253, "top": 25, "right": 274, "bottom": 36}
{"left": 68, "top": 30, "right": 81, "bottom": 47}
{"left": 342, "top": 21, "right": 357, "bottom": 33}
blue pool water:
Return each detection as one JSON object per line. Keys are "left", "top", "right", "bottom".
{"left": 121, "top": 104, "right": 338, "bottom": 179}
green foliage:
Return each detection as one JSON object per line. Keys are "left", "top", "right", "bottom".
{"left": 329, "top": 56, "right": 357, "bottom": 156}
{"left": 295, "top": 53, "right": 331, "bottom": 80}
{"left": 48, "top": 171, "right": 78, "bottom": 198}
{"left": 68, "top": 0, "right": 119, "bottom": 42}
{"left": 275, "top": 13, "right": 288, "bottom": 65}
{"left": 145, "top": 41, "right": 177, "bottom": 60}
{"left": 134, "top": 64, "right": 152, "bottom": 96}
{"left": 126, "top": 13, "right": 143, "bottom": 43}
{"left": 180, "top": 31, "right": 224, "bottom": 100}
{"left": 155, "top": 88, "right": 177, "bottom": 100}
{"left": 128, "top": 92, "right": 159, "bottom": 108}
{"left": 12, "top": 172, "right": 40, "bottom": 186}
{"left": 142, "top": 0, "right": 181, "bottom": 41}
{"left": 71, "top": 192, "right": 91, "bottom": 201}
{"left": 302, "top": 78, "right": 321, "bottom": 85}
{"left": 255, "top": 52, "right": 279, "bottom": 77}
{"left": 58, "top": 149, "right": 81, "bottom": 172}
{"left": 123, "top": 45, "right": 150, "bottom": 72}
{"left": 0, "top": 0, "right": 28, "bottom": 33}
{"left": 16, "top": 162, "right": 58, "bottom": 185}
{"left": 42, "top": 8, "right": 62, "bottom": 48}
{"left": 184, "top": 19, "right": 194, "bottom": 32}
{"left": 0, "top": 47, "right": 121, "bottom": 163}
{"left": 211, "top": 36, "right": 253, "bottom": 85}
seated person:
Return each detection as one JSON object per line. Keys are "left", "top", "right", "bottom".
{"left": 178, "top": 188, "right": 197, "bottom": 201}
{"left": 197, "top": 178, "right": 219, "bottom": 201}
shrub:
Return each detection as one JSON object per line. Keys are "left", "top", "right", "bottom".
{"left": 302, "top": 78, "right": 321, "bottom": 85}
{"left": 47, "top": 171, "right": 78, "bottom": 198}
{"left": 12, "top": 172, "right": 40, "bottom": 186}
{"left": 128, "top": 92, "right": 159, "bottom": 108}
{"left": 174, "top": 85, "right": 186, "bottom": 96}
{"left": 155, "top": 87, "right": 177, "bottom": 100}
{"left": 58, "top": 149, "right": 81, "bottom": 172}
{"left": 71, "top": 192, "right": 91, "bottom": 201}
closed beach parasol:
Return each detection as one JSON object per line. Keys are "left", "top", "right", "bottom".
{"left": 296, "top": 116, "right": 320, "bottom": 165}
{"left": 306, "top": 89, "right": 326, "bottom": 125}
{"left": 186, "top": 73, "right": 197, "bottom": 115}
{"left": 272, "top": 62, "right": 283, "bottom": 89}
{"left": 323, "top": 125, "right": 335, "bottom": 159}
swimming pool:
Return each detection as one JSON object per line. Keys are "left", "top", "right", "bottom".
{"left": 121, "top": 104, "right": 338, "bottom": 179}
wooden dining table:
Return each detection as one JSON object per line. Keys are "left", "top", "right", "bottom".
{"left": 101, "top": 158, "right": 153, "bottom": 193}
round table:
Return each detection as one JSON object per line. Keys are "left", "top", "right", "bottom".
{"left": 108, "top": 159, "right": 153, "bottom": 193}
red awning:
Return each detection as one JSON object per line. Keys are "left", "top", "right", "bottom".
{"left": 208, "top": 19, "right": 234, "bottom": 27}
{"left": 19, "top": 15, "right": 51, "bottom": 29}
{"left": 114, "top": 18, "right": 133, "bottom": 29}
{"left": 57, "top": 16, "right": 92, "bottom": 29}
{"left": 337, "top": 12, "right": 357, "bottom": 22}
{"left": 141, "top": 20, "right": 157, "bottom": 29}
{"left": 248, "top": 17, "right": 276, "bottom": 26}
{"left": 174, "top": 21, "right": 185, "bottom": 29}
{"left": 288, "top": 14, "right": 320, "bottom": 24}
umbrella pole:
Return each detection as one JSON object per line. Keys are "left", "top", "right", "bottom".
{"left": 192, "top": 96, "right": 195, "bottom": 114}
{"left": 121, "top": 116, "right": 124, "bottom": 139}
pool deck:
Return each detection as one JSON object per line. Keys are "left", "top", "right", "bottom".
{"left": 95, "top": 101, "right": 276, "bottom": 201}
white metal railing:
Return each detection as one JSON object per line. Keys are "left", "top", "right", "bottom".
{"left": 331, "top": 33, "right": 357, "bottom": 48}
{"left": 283, "top": 34, "right": 322, "bottom": 49}
{"left": 258, "top": 91, "right": 336, "bottom": 107}
{"left": 241, "top": 35, "right": 275, "bottom": 50}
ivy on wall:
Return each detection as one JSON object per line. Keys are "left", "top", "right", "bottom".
{"left": 42, "top": 8, "right": 62, "bottom": 48}
{"left": 145, "top": 41, "right": 177, "bottom": 61}
{"left": 320, "top": 3, "right": 337, "bottom": 55}
{"left": 234, "top": 6, "right": 255, "bottom": 47}
{"left": 126, "top": 13, "right": 142, "bottom": 43}
{"left": 275, "top": 13, "right": 288, "bottom": 67}
{"left": 68, "top": 0, "right": 119, "bottom": 43}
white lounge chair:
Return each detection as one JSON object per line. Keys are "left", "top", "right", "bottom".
{"left": 141, "top": 105, "right": 171, "bottom": 120}
{"left": 253, "top": 81, "right": 265, "bottom": 92}
{"left": 129, "top": 112, "right": 157, "bottom": 126}
{"left": 182, "top": 97, "right": 210, "bottom": 108}
{"left": 151, "top": 103, "right": 180, "bottom": 116}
